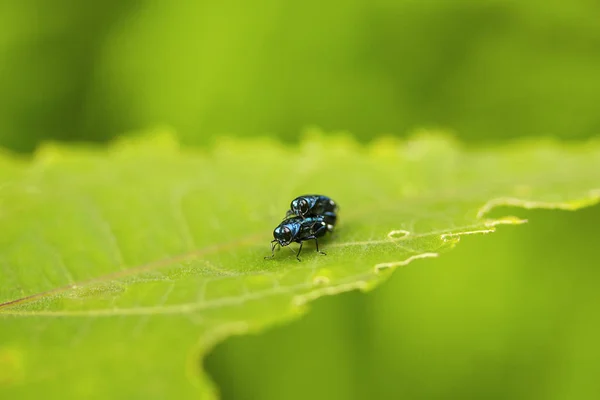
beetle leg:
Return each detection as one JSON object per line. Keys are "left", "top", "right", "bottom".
{"left": 282, "top": 210, "right": 296, "bottom": 221}
{"left": 296, "top": 241, "right": 304, "bottom": 262}
{"left": 305, "top": 235, "right": 327, "bottom": 256}
{"left": 314, "top": 237, "right": 327, "bottom": 255}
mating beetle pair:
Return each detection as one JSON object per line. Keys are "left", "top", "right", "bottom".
{"left": 265, "top": 195, "right": 338, "bottom": 261}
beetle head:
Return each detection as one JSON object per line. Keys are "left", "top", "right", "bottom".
{"left": 273, "top": 224, "right": 294, "bottom": 246}
{"left": 292, "top": 198, "right": 310, "bottom": 216}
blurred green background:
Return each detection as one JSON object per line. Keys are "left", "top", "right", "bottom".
{"left": 2, "top": 0, "right": 599, "bottom": 399}
{"left": 1, "top": 0, "right": 600, "bottom": 152}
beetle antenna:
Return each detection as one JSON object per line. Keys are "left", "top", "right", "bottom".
{"left": 295, "top": 241, "right": 304, "bottom": 262}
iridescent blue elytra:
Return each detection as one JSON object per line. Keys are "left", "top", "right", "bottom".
{"left": 265, "top": 215, "right": 330, "bottom": 261}
{"left": 286, "top": 194, "right": 338, "bottom": 230}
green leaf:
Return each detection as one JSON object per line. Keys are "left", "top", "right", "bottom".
{"left": 1, "top": 131, "right": 599, "bottom": 399}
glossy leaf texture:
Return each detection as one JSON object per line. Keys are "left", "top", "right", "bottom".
{"left": 1, "top": 132, "right": 599, "bottom": 399}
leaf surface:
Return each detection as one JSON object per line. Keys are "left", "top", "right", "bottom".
{"left": 1, "top": 132, "right": 599, "bottom": 398}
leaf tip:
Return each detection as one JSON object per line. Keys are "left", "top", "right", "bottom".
{"left": 476, "top": 193, "right": 600, "bottom": 219}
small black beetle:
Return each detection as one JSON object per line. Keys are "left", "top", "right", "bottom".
{"left": 265, "top": 215, "right": 329, "bottom": 261}
{"left": 286, "top": 194, "right": 338, "bottom": 229}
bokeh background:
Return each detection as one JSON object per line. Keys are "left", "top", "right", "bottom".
{"left": 2, "top": 0, "right": 600, "bottom": 152}
{"left": 2, "top": 0, "right": 599, "bottom": 399}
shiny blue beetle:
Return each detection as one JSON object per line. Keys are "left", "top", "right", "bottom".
{"left": 266, "top": 195, "right": 338, "bottom": 261}
{"left": 265, "top": 216, "right": 329, "bottom": 261}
